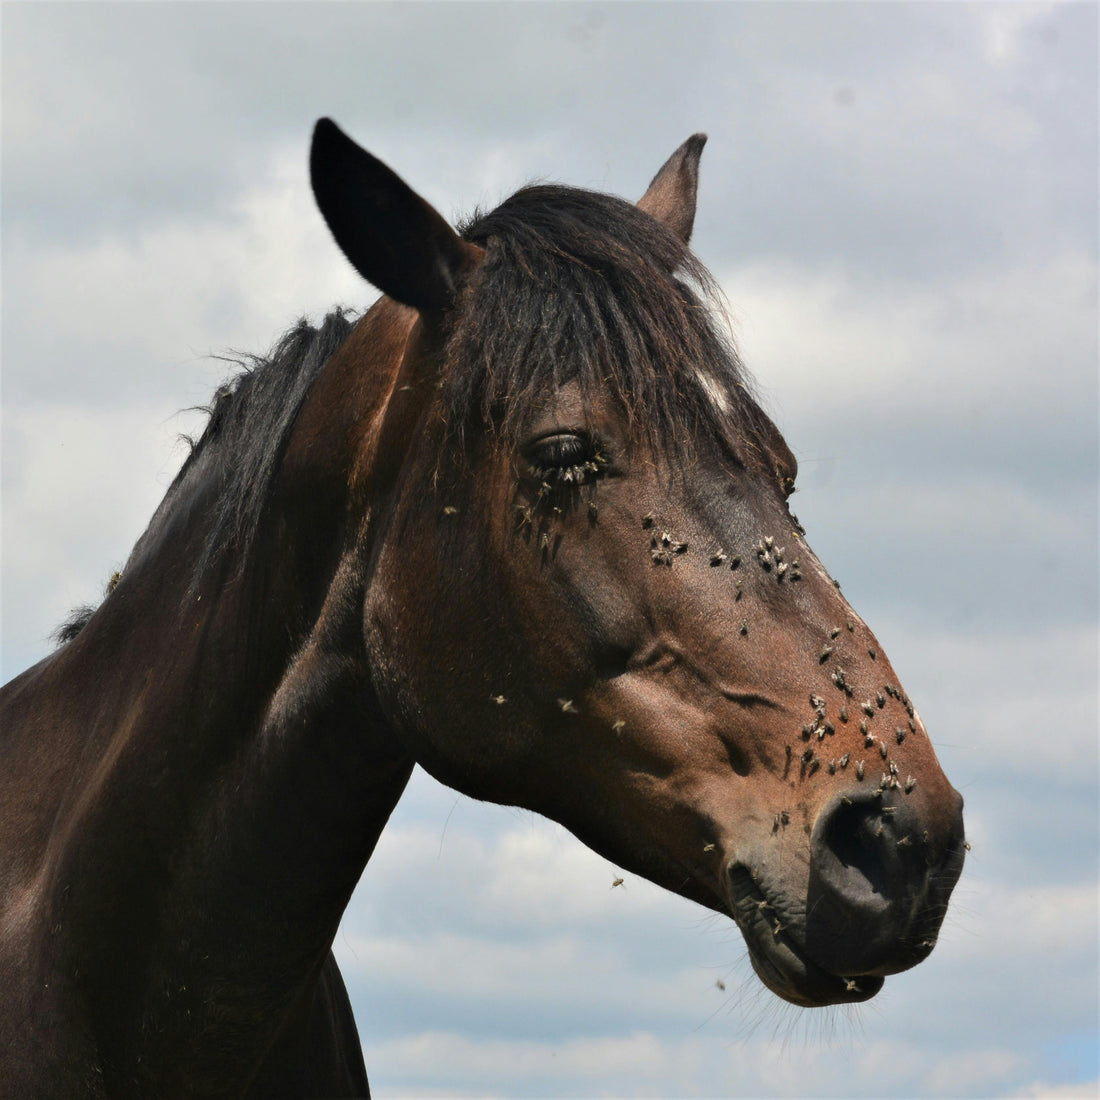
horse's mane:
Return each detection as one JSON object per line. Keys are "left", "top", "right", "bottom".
{"left": 53, "top": 311, "right": 355, "bottom": 644}
{"left": 52, "top": 604, "right": 98, "bottom": 645}
{"left": 180, "top": 310, "right": 356, "bottom": 582}
{"left": 448, "top": 185, "right": 771, "bottom": 459}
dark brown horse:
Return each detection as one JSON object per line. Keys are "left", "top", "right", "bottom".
{"left": 0, "top": 121, "right": 965, "bottom": 1097}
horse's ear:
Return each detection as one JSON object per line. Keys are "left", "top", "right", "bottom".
{"left": 310, "top": 118, "right": 482, "bottom": 314}
{"left": 637, "top": 133, "right": 708, "bottom": 244}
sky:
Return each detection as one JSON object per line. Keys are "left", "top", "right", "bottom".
{"left": 2, "top": 3, "right": 1097, "bottom": 1098}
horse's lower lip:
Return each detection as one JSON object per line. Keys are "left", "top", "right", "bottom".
{"left": 727, "top": 864, "right": 886, "bottom": 1007}
{"left": 745, "top": 944, "right": 885, "bottom": 1007}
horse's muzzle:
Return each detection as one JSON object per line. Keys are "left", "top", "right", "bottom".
{"left": 805, "top": 788, "right": 967, "bottom": 977}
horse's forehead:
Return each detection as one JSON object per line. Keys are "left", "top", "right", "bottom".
{"left": 500, "top": 378, "right": 600, "bottom": 432}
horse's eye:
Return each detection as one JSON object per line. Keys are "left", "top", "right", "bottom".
{"left": 523, "top": 431, "right": 604, "bottom": 485}
{"left": 529, "top": 433, "right": 586, "bottom": 468}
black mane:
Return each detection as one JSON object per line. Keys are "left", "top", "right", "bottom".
{"left": 447, "top": 185, "right": 770, "bottom": 459}
{"left": 52, "top": 605, "right": 98, "bottom": 646}
{"left": 180, "top": 310, "right": 356, "bottom": 582}
{"left": 55, "top": 311, "right": 355, "bottom": 644}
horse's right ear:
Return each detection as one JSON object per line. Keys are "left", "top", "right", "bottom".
{"left": 310, "top": 119, "right": 482, "bottom": 314}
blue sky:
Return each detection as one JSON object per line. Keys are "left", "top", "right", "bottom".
{"left": 3, "top": 3, "right": 1096, "bottom": 1097}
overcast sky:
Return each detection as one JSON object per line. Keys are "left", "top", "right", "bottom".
{"left": 2, "top": 3, "right": 1097, "bottom": 1098}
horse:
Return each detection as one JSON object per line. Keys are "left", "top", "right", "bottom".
{"left": 0, "top": 119, "right": 966, "bottom": 1097}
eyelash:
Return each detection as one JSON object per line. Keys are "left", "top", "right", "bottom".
{"left": 525, "top": 433, "right": 607, "bottom": 486}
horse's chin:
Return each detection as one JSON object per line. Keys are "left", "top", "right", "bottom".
{"left": 745, "top": 941, "right": 885, "bottom": 1008}
{"left": 727, "top": 865, "right": 886, "bottom": 1008}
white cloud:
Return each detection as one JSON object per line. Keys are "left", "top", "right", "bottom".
{"left": 363, "top": 1030, "right": 1035, "bottom": 1099}
{"left": 870, "top": 621, "right": 1098, "bottom": 791}
{"left": 338, "top": 929, "right": 709, "bottom": 1017}
{"left": 0, "top": 401, "right": 204, "bottom": 674}
{"left": 340, "top": 806, "right": 727, "bottom": 973}
{"left": 922, "top": 1046, "right": 1032, "bottom": 1097}
{"left": 718, "top": 251, "right": 1096, "bottom": 433}
{"left": 1007, "top": 1081, "right": 1100, "bottom": 1100}
{"left": 976, "top": 4, "right": 1060, "bottom": 68}
{"left": 937, "top": 879, "right": 1097, "bottom": 965}
{"left": 5, "top": 144, "right": 366, "bottom": 408}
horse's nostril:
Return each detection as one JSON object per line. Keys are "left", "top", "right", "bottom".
{"left": 816, "top": 796, "right": 896, "bottom": 903}
{"left": 805, "top": 793, "right": 928, "bottom": 975}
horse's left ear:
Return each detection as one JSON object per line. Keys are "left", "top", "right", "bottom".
{"left": 310, "top": 118, "right": 482, "bottom": 314}
{"left": 637, "top": 133, "right": 708, "bottom": 244}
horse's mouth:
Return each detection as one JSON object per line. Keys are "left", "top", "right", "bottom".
{"left": 726, "top": 865, "right": 885, "bottom": 1007}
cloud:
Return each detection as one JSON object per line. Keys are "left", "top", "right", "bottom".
{"left": 4, "top": 144, "right": 364, "bottom": 409}
{"left": 891, "top": 623, "right": 1098, "bottom": 790}
{"left": 1007, "top": 1082, "right": 1100, "bottom": 1100}
{"left": 6, "top": 3, "right": 1094, "bottom": 280}
{"left": 0, "top": 401, "right": 206, "bottom": 677}
{"left": 362, "top": 1030, "right": 1035, "bottom": 1099}
{"left": 712, "top": 250, "right": 1098, "bottom": 652}
{"left": 720, "top": 252, "right": 1097, "bottom": 484}
{"left": 977, "top": 4, "right": 1062, "bottom": 68}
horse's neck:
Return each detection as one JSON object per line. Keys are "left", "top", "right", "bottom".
{"left": 0, "top": 303, "right": 418, "bottom": 1085}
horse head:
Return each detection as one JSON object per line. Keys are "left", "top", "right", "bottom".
{"left": 308, "top": 119, "right": 965, "bottom": 1008}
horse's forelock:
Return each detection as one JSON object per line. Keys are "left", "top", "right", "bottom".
{"left": 442, "top": 185, "right": 767, "bottom": 463}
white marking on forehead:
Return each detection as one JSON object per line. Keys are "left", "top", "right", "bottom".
{"left": 696, "top": 368, "right": 733, "bottom": 416}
